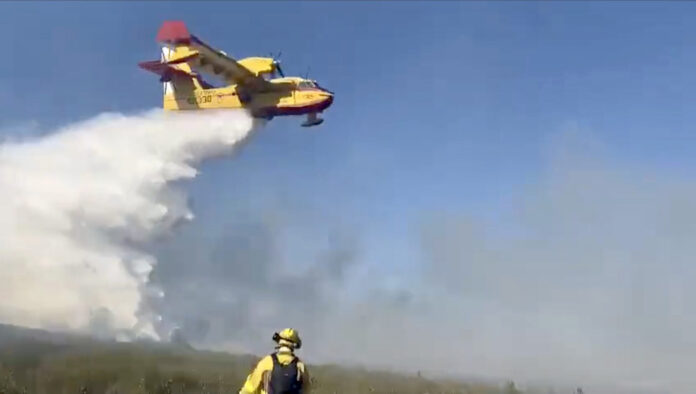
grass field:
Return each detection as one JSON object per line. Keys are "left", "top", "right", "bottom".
{"left": 0, "top": 324, "right": 527, "bottom": 394}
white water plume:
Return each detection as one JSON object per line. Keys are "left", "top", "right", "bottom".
{"left": 0, "top": 109, "right": 258, "bottom": 339}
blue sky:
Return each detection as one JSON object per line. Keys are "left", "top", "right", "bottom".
{"left": 3, "top": 2, "right": 696, "bottom": 390}
{"left": 4, "top": 2, "right": 696, "bottom": 214}
{"left": 3, "top": 0, "right": 696, "bottom": 296}
{"left": 3, "top": 2, "right": 696, "bottom": 218}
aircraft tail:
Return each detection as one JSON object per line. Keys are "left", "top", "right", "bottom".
{"left": 160, "top": 47, "right": 176, "bottom": 96}
{"left": 138, "top": 21, "right": 221, "bottom": 109}
{"left": 139, "top": 21, "right": 214, "bottom": 103}
{"left": 139, "top": 46, "right": 207, "bottom": 93}
{"left": 158, "top": 46, "right": 206, "bottom": 95}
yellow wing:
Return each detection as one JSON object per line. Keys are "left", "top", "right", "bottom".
{"left": 155, "top": 21, "right": 275, "bottom": 92}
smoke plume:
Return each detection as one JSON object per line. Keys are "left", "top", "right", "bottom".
{"left": 2, "top": 112, "right": 694, "bottom": 393}
{"left": 0, "top": 109, "right": 257, "bottom": 339}
{"left": 143, "top": 130, "right": 696, "bottom": 394}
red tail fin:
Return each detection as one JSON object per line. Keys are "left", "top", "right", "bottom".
{"left": 156, "top": 21, "right": 191, "bottom": 45}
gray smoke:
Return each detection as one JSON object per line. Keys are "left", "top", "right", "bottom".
{"left": 149, "top": 129, "right": 695, "bottom": 394}
{"left": 149, "top": 200, "right": 360, "bottom": 354}
{"left": 8, "top": 110, "right": 688, "bottom": 394}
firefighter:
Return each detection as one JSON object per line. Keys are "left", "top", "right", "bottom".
{"left": 239, "top": 328, "right": 311, "bottom": 394}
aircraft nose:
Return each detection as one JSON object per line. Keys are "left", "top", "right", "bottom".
{"left": 318, "top": 92, "right": 333, "bottom": 111}
{"left": 323, "top": 93, "right": 334, "bottom": 107}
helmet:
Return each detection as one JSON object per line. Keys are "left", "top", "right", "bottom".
{"left": 273, "top": 328, "right": 302, "bottom": 349}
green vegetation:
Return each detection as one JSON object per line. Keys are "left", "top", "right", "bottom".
{"left": 0, "top": 324, "right": 531, "bottom": 394}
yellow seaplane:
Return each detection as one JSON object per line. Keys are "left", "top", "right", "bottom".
{"left": 139, "top": 21, "right": 334, "bottom": 127}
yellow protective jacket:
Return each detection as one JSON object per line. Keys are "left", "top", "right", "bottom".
{"left": 239, "top": 348, "right": 310, "bottom": 394}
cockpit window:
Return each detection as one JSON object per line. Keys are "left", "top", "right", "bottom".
{"left": 298, "top": 81, "right": 316, "bottom": 89}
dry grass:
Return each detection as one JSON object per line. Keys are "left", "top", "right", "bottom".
{"left": 0, "top": 325, "right": 526, "bottom": 394}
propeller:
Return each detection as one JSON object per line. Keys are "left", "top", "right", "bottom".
{"left": 270, "top": 51, "right": 285, "bottom": 78}
{"left": 275, "top": 61, "right": 286, "bottom": 78}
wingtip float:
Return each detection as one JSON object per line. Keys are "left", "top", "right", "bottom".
{"left": 139, "top": 21, "right": 334, "bottom": 128}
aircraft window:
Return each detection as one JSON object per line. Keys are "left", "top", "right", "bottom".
{"left": 298, "top": 81, "right": 316, "bottom": 89}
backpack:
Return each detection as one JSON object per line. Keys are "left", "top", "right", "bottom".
{"left": 268, "top": 353, "right": 303, "bottom": 394}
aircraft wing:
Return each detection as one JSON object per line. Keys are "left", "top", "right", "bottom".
{"left": 156, "top": 21, "right": 272, "bottom": 92}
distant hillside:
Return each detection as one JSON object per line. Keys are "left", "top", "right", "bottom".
{"left": 0, "top": 323, "right": 80, "bottom": 345}
{"left": 0, "top": 324, "right": 527, "bottom": 394}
